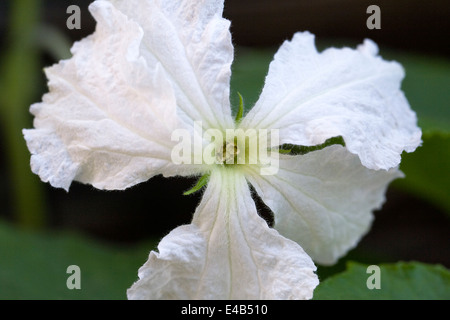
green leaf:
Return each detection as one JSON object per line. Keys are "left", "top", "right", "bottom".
{"left": 388, "top": 52, "right": 450, "bottom": 134}
{"left": 314, "top": 261, "right": 450, "bottom": 300}
{"left": 394, "top": 132, "right": 450, "bottom": 214}
{"left": 0, "top": 220, "right": 156, "bottom": 299}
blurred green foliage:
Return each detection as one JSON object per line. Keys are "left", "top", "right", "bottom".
{"left": 0, "top": 221, "right": 155, "bottom": 299}
{"left": 314, "top": 261, "right": 450, "bottom": 300}
{"left": 0, "top": 0, "right": 47, "bottom": 229}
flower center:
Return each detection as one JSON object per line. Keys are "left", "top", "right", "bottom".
{"left": 216, "top": 141, "right": 240, "bottom": 164}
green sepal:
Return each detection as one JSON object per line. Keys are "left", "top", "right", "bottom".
{"left": 274, "top": 137, "right": 345, "bottom": 156}
{"left": 277, "top": 148, "right": 292, "bottom": 154}
{"left": 235, "top": 92, "right": 244, "bottom": 124}
{"left": 281, "top": 136, "right": 346, "bottom": 156}
{"left": 183, "top": 173, "right": 210, "bottom": 196}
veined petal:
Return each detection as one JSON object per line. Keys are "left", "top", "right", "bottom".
{"left": 245, "top": 145, "right": 402, "bottom": 265}
{"left": 110, "top": 0, "right": 235, "bottom": 130}
{"left": 23, "top": 1, "right": 204, "bottom": 191}
{"left": 240, "top": 32, "right": 421, "bottom": 171}
{"left": 127, "top": 168, "right": 318, "bottom": 300}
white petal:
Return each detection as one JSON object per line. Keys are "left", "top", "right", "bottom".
{"left": 240, "top": 32, "right": 422, "bottom": 170}
{"left": 127, "top": 168, "right": 318, "bottom": 300}
{"left": 245, "top": 145, "right": 402, "bottom": 265}
{"left": 110, "top": 0, "right": 235, "bottom": 130}
{"left": 24, "top": 1, "right": 204, "bottom": 191}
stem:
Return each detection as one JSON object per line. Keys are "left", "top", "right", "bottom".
{"left": 0, "top": 0, "right": 47, "bottom": 229}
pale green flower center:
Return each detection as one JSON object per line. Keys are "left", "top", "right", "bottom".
{"left": 216, "top": 141, "right": 240, "bottom": 164}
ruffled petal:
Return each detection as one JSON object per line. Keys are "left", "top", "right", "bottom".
{"left": 110, "top": 0, "right": 235, "bottom": 130}
{"left": 23, "top": 1, "right": 204, "bottom": 191}
{"left": 127, "top": 168, "right": 318, "bottom": 300}
{"left": 240, "top": 32, "right": 421, "bottom": 170}
{"left": 245, "top": 145, "right": 402, "bottom": 265}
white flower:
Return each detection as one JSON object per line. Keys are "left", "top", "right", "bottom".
{"left": 23, "top": 0, "right": 421, "bottom": 300}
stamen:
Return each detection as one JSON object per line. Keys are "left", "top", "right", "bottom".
{"left": 216, "top": 141, "right": 240, "bottom": 164}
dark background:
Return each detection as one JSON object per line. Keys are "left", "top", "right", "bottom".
{"left": 0, "top": 0, "right": 449, "bottom": 268}
{"left": 2, "top": 0, "right": 448, "bottom": 55}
